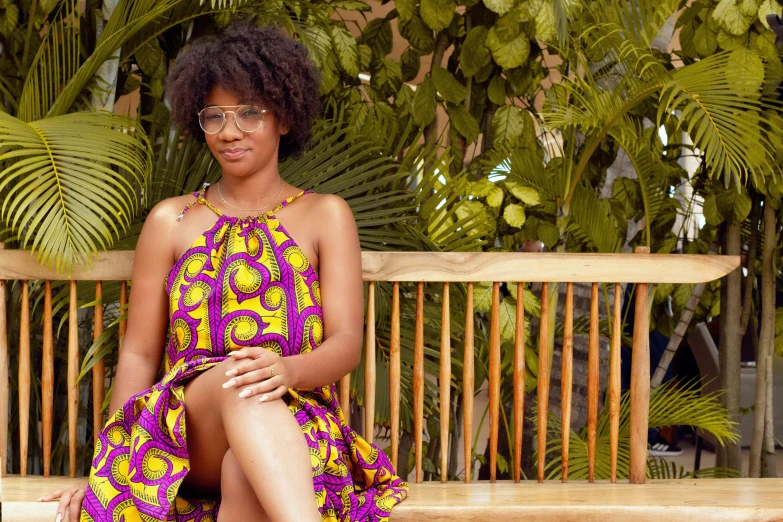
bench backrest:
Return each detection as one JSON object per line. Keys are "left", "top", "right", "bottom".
{"left": 0, "top": 249, "right": 739, "bottom": 484}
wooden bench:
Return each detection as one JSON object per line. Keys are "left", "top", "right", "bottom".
{"left": 2, "top": 248, "right": 782, "bottom": 521}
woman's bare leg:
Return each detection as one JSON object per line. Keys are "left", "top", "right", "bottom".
{"left": 217, "top": 449, "right": 270, "bottom": 522}
{"left": 181, "top": 358, "right": 320, "bottom": 522}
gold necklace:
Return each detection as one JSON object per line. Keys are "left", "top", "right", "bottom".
{"left": 216, "top": 178, "right": 285, "bottom": 213}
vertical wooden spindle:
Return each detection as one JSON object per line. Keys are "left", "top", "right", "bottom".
{"left": 339, "top": 374, "right": 351, "bottom": 424}
{"left": 488, "top": 282, "right": 501, "bottom": 482}
{"left": 68, "top": 280, "right": 79, "bottom": 477}
{"left": 42, "top": 281, "right": 54, "bottom": 476}
{"left": 561, "top": 282, "right": 574, "bottom": 482}
{"left": 364, "top": 281, "right": 376, "bottom": 444}
{"left": 18, "top": 280, "right": 30, "bottom": 477}
{"left": 513, "top": 282, "right": 526, "bottom": 483}
{"left": 119, "top": 280, "right": 128, "bottom": 350}
{"left": 587, "top": 282, "right": 600, "bottom": 482}
{"left": 413, "top": 281, "right": 425, "bottom": 483}
{"left": 389, "top": 282, "right": 401, "bottom": 470}
{"left": 93, "top": 281, "right": 105, "bottom": 443}
{"left": 610, "top": 282, "right": 622, "bottom": 483}
{"left": 630, "top": 247, "right": 650, "bottom": 484}
{"left": 537, "top": 282, "right": 550, "bottom": 482}
{"left": 439, "top": 282, "right": 451, "bottom": 482}
{"left": 463, "top": 282, "right": 474, "bottom": 483}
{"left": 0, "top": 270, "right": 7, "bottom": 477}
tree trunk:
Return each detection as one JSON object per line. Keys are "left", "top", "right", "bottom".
{"left": 717, "top": 223, "right": 743, "bottom": 473}
{"left": 90, "top": 1, "right": 121, "bottom": 112}
{"left": 423, "top": 32, "right": 450, "bottom": 150}
{"left": 751, "top": 201, "right": 777, "bottom": 477}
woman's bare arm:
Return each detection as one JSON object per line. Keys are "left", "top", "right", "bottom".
{"left": 286, "top": 195, "right": 364, "bottom": 389}
{"left": 106, "top": 200, "right": 181, "bottom": 417}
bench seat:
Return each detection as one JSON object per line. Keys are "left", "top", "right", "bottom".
{"left": 3, "top": 476, "right": 783, "bottom": 521}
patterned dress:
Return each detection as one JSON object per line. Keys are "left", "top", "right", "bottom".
{"left": 81, "top": 185, "right": 408, "bottom": 521}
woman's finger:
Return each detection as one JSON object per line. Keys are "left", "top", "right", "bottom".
{"left": 37, "top": 488, "right": 64, "bottom": 502}
{"left": 225, "top": 351, "right": 269, "bottom": 377}
{"left": 224, "top": 367, "right": 271, "bottom": 389}
{"left": 55, "top": 490, "right": 73, "bottom": 522}
{"left": 238, "top": 375, "right": 282, "bottom": 398}
{"left": 67, "top": 489, "right": 85, "bottom": 521}
{"left": 259, "top": 384, "right": 289, "bottom": 402}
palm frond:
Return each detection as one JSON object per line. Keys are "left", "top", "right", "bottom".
{"left": 0, "top": 111, "right": 151, "bottom": 274}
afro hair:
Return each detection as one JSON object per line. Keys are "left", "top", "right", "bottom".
{"left": 166, "top": 23, "right": 322, "bottom": 162}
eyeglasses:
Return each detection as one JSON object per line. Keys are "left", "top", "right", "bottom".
{"left": 197, "top": 105, "right": 270, "bottom": 134}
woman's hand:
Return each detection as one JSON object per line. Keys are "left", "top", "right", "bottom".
{"left": 222, "top": 348, "right": 294, "bottom": 402}
{"left": 38, "top": 479, "right": 88, "bottom": 522}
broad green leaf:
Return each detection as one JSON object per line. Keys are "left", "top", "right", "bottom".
{"left": 396, "top": 0, "right": 416, "bottom": 21}
{"left": 717, "top": 30, "right": 747, "bottom": 50}
{"left": 504, "top": 203, "right": 526, "bottom": 227}
{"left": 360, "top": 18, "right": 393, "bottom": 58}
{"left": 401, "top": 48, "right": 421, "bottom": 82}
{"left": 505, "top": 180, "right": 540, "bottom": 205}
{"left": 487, "top": 186, "right": 504, "bottom": 207}
{"left": 741, "top": 0, "right": 759, "bottom": 16}
{"left": 329, "top": 0, "right": 371, "bottom": 10}
{"left": 716, "top": 187, "right": 752, "bottom": 224}
{"left": 496, "top": 9, "right": 522, "bottom": 40}
{"left": 371, "top": 59, "right": 403, "bottom": 96}
{"left": 0, "top": 4, "right": 18, "bottom": 37}
{"left": 400, "top": 12, "right": 436, "bottom": 52}
{"left": 488, "top": 75, "right": 508, "bottom": 105}
{"left": 332, "top": 26, "right": 360, "bottom": 77}
{"left": 460, "top": 26, "right": 491, "bottom": 77}
{"left": 485, "top": 0, "right": 515, "bottom": 16}
{"left": 713, "top": 0, "right": 754, "bottom": 35}
{"left": 702, "top": 195, "right": 723, "bottom": 226}
{"left": 727, "top": 46, "right": 765, "bottom": 97}
{"left": 413, "top": 75, "right": 438, "bottom": 127}
{"left": 135, "top": 39, "right": 166, "bottom": 78}
{"left": 537, "top": 220, "right": 559, "bottom": 247}
{"left": 535, "top": 2, "right": 556, "bottom": 42}
{"left": 420, "top": 0, "right": 455, "bottom": 31}
{"left": 492, "top": 104, "right": 526, "bottom": 144}
{"left": 507, "top": 281, "right": 542, "bottom": 317}
{"left": 486, "top": 27, "right": 530, "bottom": 69}
{"left": 446, "top": 102, "right": 480, "bottom": 142}
{"left": 500, "top": 296, "right": 519, "bottom": 341}
{"left": 432, "top": 65, "right": 469, "bottom": 103}
{"left": 469, "top": 179, "right": 494, "bottom": 197}
{"left": 759, "top": 0, "right": 783, "bottom": 28}
{"left": 693, "top": 23, "right": 718, "bottom": 56}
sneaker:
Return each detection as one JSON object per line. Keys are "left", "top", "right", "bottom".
{"left": 649, "top": 441, "right": 683, "bottom": 457}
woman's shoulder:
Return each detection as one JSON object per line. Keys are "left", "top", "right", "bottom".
{"left": 302, "top": 192, "right": 353, "bottom": 222}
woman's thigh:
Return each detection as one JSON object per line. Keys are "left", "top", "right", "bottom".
{"left": 179, "top": 360, "right": 233, "bottom": 496}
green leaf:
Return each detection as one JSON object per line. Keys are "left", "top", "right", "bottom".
{"left": 713, "top": 0, "right": 754, "bottom": 35}
{"left": 401, "top": 48, "right": 421, "bottom": 82}
{"left": 702, "top": 195, "right": 724, "bottom": 226}
{"left": 716, "top": 187, "right": 752, "bottom": 224}
{"left": 0, "top": 4, "right": 18, "bottom": 37}
{"left": 487, "top": 186, "right": 504, "bottom": 207}
{"left": 371, "top": 59, "right": 403, "bottom": 96}
{"left": 400, "top": 12, "right": 436, "bottom": 52}
{"left": 0, "top": 111, "right": 150, "bottom": 274}
{"left": 717, "top": 30, "right": 747, "bottom": 50}
{"left": 420, "top": 0, "right": 455, "bottom": 31}
{"left": 360, "top": 18, "right": 393, "bottom": 58}
{"left": 460, "top": 26, "right": 492, "bottom": 77}
{"left": 432, "top": 65, "right": 469, "bottom": 103}
{"left": 503, "top": 203, "right": 526, "bottom": 227}
{"left": 396, "top": 0, "right": 416, "bottom": 21}
{"left": 332, "top": 26, "right": 360, "bottom": 77}
{"left": 413, "top": 75, "right": 438, "bottom": 127}
{"left": 486, "top": 27, "right": 530, "bottom": 69}
{"left": 693, "top": 23, "right": 718, "bottom": 56}
{"left": 488, "top": 75, "right": 507, "bottom": 105}
{"left": 727, "top": 46, "right": 765, "bottom": 97}
{"left": 537, "top": 220, "right": 560, "bottom": 247}
{"left": 485, "top": 0, "right": 515, "bottom": 16}
{"left": 446, "top": 102, "right": 480, "bottom": 142}
{"left": 492, "top": 105, "right": 526, "bottom": 144}
{"left": 505, "top": 180, "right": 540, "bottom": 205}
{"left": 759, "top": 0, "right": 783, "bottom": 29}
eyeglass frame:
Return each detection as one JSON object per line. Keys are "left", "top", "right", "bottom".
{"left": 197, "top": 104, "right": 272, "bottom": 134}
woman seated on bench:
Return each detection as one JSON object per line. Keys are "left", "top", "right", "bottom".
{"left": 40, "top": 22, "right": 408, "bottom": 522}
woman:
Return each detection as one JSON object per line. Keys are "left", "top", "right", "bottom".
{"left": 40, "top": 23, "right": 408, "bottom": 522}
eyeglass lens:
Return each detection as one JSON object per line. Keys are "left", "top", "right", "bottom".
{"left": 199, "top": 106, "right": 266, "bottom": 134}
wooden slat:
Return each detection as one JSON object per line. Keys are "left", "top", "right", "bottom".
{"left": 93, "top": 282, "right": 105, "bottom": 444}
{"left": 463, "top": 282, "right": 474, "bottom": 484}
{"left": 18, "top": 281, "right": 29, "bottom": 477}
{"left": 364, "top": 281, "right": 376, "bottom": 444}
{"left": 587, "top": 282, "right": 600, "bottom": 482}
{"left": 389, "top": 282, "right": 401, "bottom": 470}
{"left": 68, "top": 280, "right": 78, "bottom": 478}
{"left": 561, "top": 282, "right": 574, "bottom": 482}
{"left": 42, "top": 281, "right": 53, "bottom": 476}
{"left": 8, "top": 476, "right": 783, "bottom": 521}
{"left": 488, "top": 282, "right": 501, "bottom": 482}
{"left": 413, "top": 281, "right": 425, "bottom": 483}
{"left": 339, "top": 374, "right": 350, "bottom": 424}
{"left": 630, "top": 249, "right": 650, "bottom": 484}
{"left": 0, "top": 272, "right": 7, "bottom": 477}
{"left": 0, "top": 251, "right": 740, "bottom": 284}
{"left": 119, "top": 280, "right": 127, "bottom": 348}
{"left": 537, "top": 282, "right": 550, "bottom": 483}
{"left": 439, "top": 282, "right": 451, "bottom": 483}
{"left": 513, "top": 282, "right": 525, "bottom": 483}
{"left": 610, "top": 282, "right": 622, "bottom": 483}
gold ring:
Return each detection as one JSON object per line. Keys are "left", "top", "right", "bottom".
{"left": 270, "top": 366, "right": 275, "bottom": 377}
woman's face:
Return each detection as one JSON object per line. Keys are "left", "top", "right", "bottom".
{"left": 202, "top": 85, "right": 288, "bottom": 179}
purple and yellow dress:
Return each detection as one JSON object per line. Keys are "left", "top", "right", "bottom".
{"left": 81, "top": 186, "right": 408, "bottom": 521}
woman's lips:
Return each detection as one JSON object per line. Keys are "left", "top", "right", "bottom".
{"left": 220, "top": 148, "right": 248, "bottom": 160}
